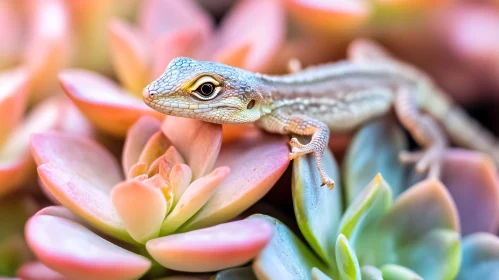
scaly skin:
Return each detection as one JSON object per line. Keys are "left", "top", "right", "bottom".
{"left": 143, "top": 39, "right": 499, "bottom": 189}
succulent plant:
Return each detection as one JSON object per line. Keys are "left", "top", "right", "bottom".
{"left": 24, "top": 116, "right": 289, "bottom": 279}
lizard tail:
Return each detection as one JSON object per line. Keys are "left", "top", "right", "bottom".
{"left": 422, "top": 90, "right": 499, "bottom": 166}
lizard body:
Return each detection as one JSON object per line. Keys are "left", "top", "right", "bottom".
{"left": 143, "top": 39, "right": 499, "bottom": 189}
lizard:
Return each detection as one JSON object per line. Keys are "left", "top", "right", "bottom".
{"left": 142, "top": 39, "right": 499, "bottom": 189}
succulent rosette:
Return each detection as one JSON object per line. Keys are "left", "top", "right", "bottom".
{"left": 213, "top": 118, "right": 499, "bottom": 279}
{"left": 24, "top": 116, "right": 289, "bottom": 279}
{"left": 60, "top": 0, "right": 285, "bottom": 137}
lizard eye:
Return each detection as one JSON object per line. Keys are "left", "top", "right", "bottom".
{"left": 189, "top": 75, "right": 221, "bottom": 100}
{"left": 197, "top": 82, "right": 215, "bottom": 97}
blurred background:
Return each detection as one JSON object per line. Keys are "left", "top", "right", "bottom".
{"left": 1, "top": 0, "right": 499, "bottom": 277}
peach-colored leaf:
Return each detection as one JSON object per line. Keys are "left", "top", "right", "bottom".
{"left": 108, "top": 20, "right": 150, "bottom": 96}
{"left": 138, "top": 0, "right": 213, "bottom": 41}
{"left": 0, "top": 1, "right": 21, "bottom": 67}
{"left": 170, "top": 164, "right": 193, "bottom": 206}
{"left": 26, "top": 215, "right": 151, "bottom": 280}
{"left": 36, "top": 206, "right": 84, "bottom": 225}
{"left": 0, "top": 68, "right": 28, "bottom": 145}
{"left": 211, "top": 0, "right": 285, "bottom": 72}
{"left": 17, "top": 262, "right": 67, "bottom": 280}
{"left": 127, "top": 162, "right": 149, "bottom": 179}
{"left": 161, "top": 167, "right": 230, "bottom": 235}
{"left": 152, "top": 30, "right": 200, "bottom": 79}
{"left": 138, "top": 131, "right": 172, "bottom": 166}
{"left": 213, "top": 42, "right": 252, "bottom": 70}
{"left": 147, "top": 218, "right": 273, "bottom": 272}
{"left": 37, "top": 162, "right": 132, "bottom": 243}
{"left": 441, "top": 149, "right": 499, "bottom": 235}
{"left": 59, "top": 69, "right": 163, "bottom": 137}
{"left": 180, "top": 134, "right": 289, "bottom": 231}
{"left": 284, "top": 0, "right": 369, "bottom": 33}
{"left": 122, "top": 116, "right": 162, "bottom": 174}
{"left": 31, "top": 132, "right": 122, "bottom": 188}
{"left": 24, "top": 0, "right": 71, "bottom": 102}
{"left": 111, "top": 179, "right": 167, "bottom": 243}
{"left": 162, "top": 117, "right": 222, "bottom": 179}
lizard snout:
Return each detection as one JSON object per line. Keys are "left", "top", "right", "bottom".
{"left": 142, "top": 87, "right": 157, "bottom": 100}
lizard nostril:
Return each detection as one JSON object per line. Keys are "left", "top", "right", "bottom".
{"left": 143, "top": 88, "right": 154, "bottom": 99}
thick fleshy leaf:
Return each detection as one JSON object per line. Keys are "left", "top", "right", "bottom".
{"left": 380, "top": 264, "right": 422, "bottom": 280}
{"left": 26, "top": 215, "right": 151, "bottom": 280}
{"left": 36, "top": 206, "right": 84, "bottom": 225}
{"left": 138, "top": 131, "right": 172, "bottom": 167}
{"left": 381, "top": 179, "right": 460, "bottom": 279}
{"left": 59, "top": 69, "right": 163, "bottom": 137}
{"left": 0, "top": 98, "right": 61, "bottom": 196}
{"left": 252, "top": 215, "right": 328, "bottom": 279}
{"left": 162, "top": 117, "right": 222, "bottom": 179}
{"left": 457, "top": 233, "right": 499, "bottom": 280}
{"left": 122, "top": 116, "right": 162, "bottom": 174}
{"left": 284, "top": 0, "right": 369, "bottom": 33}
{"left": 24, "top": 0, "right": 71, "bottom": 102}
{"left": 179, "top": 134, "right": 289, "bottom": 231}
{"left": 440, "top": 149, "right": 499, "bottom": 235}
{"left": 336, "top": 234, "right": 361, "bottom": 280}
{"left": 138, "top": 0, "right": 212, "bottom": 41}
{"left": 292, "top": 142, "right": 342, "bottom": 265}
{"left": 111, "top": 179, "right": 167, "bottom": 243}
{"left": 361, "top": 266, "right": 383, "bottom": 280}
{"left": 211, "top": 0, "right": 285, "bottom": 72}
{"left": 161, "top": 167, "right": 230, "bottom": 235}
{"left": 344, "top": 118, "right": 408, "bottom": 205}
{"left": 212, "top": 266, "right": 257, "bottom": 280}
{"left": 17, "top": 262, "right": 67, "bottom": 280}
{"left": 170, "top": 164, "right": 193, "bottom": 206}
{"left": 0, "top": 1, "right": 21, "bottom": 68}
{"left": 338, "top": 174, "right": 391, "bottom": 266}
{"left": 147, "top": 218, "right": 272, "bottom": 272}
{"left": 0, "top": 68, "right": 28, "bottom": 145}
{"left": 31, "top": 133, "right": 122, "bottom": 188}
{"left": 311, "top": 267, "right": 333, "bottom": 280}
{"left": 108, "top": 20, "right": 150, "bottom": 96}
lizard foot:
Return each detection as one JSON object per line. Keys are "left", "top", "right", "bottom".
{"left": 399, "top": 147, "right": 443, "bottom": 179}
{"left": 288, "top": 138, "right": 313, "bottom": 160}
{"left": 320, "top": 176, "right": 335, "bottom": 190}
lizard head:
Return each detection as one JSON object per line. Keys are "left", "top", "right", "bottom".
{"left": 143, "top": 57, "right": 267, "bottom": 124}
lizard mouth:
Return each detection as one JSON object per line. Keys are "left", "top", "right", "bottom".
{"left": 145, "top": 99, "right": 240, "bottom": 113}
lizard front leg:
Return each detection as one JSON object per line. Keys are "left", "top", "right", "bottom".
{"left": 395, "top": 88, "right": 447, "bottom": 178}
{"left": 272, "top": 113, "right": 335, "bottom": 189}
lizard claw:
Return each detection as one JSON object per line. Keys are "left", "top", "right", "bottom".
{"left": 320, "top": 177, "right": 335, "bottom": 190}
{"left": 289, "top": 137, "right": 305, "bottom": 149}
{"left": 399, "top": 147, "right": 443, "bottom": 179}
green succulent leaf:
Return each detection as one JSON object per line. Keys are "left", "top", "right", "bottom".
{"left": 212, "top": 266, "right": 257, "bottom": 280}
{"left": 337, "top": 174, "right": 392, "bottom": 266}
{"left": 344, "top": 118, "right": 408, "bottom": 205}
{"left": 456, "top": 233, "right": 499, "bottom": 280}
{"left": 335, "top": 234, "right": 361, "bottom": 280}
{"left": 360, "top": 266, "right": 383, "bottom": 280}
{"left": 380, "top": 264, "right": 422, "bottom": 280}
{"left": 312, "top": 267, "right": 334, "bottom": 280}
{"left": 292, "top": 138, "right": 342, "bottom": 265}
{"left": 252, "top": 215, "right": 329, "bottom": 280}
{"left": 380, "top": 179, "right": 460, "bottom": 279}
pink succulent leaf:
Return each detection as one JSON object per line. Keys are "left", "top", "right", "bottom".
{"left": 111, "top": 179, "right": 167, "bottom": 243}
{"left": 122, "top": 116, "right": 162, "bottom": 174}
{"left": 147, "top": 218, "right": 273, "bottom": 272}
{"left": 108, "top": 19, "right": 151, "bottom": 96}
{"left": 211, "top": 42, "right": 252, "bottom": 70}
{"left": 0, "top": 68, "right": 28, "bottom": 145}
{"left": 252, "top": 215, "right": 328, "bottom": 279}
{"left": 138, "top": 131, "right": 172, "bottom": 167}
{"left": 24, "top": 0, "right": 71, "bottom": 101}
{"left": 457, "top": 233, "right": 499, "bottom": 279}
{"left": 36, "top": 206, "right": 85, "bottom": 225}
{"left": 210, "top": 0, "right": 285, "bottom": 72}
{"left": 179, "top": 134, "right": 289, "bottom": 231}
{"left": 170, "top": 164, "right": 193, "bottom": 207}
{"left": 0, "top": 97, "right": 62, "bottom": 196}
{"left": 152, "top": 30, "right": 201, "bottom": 78}
{"left": 17, "top": 262, "right": 67, "bottom": 280}
{"left": 440, "top": 149, "right": 499, "bottom": 236}
{"left": 0, "top": 1, "right": 21, "bottom": 67}
{"left": 59, "top": 69, "right": 163, "bottom": 137}
{"left": 26, "top": 215, "right": 151, "bottom": 280}
{"left": 162, "top": 117, "right": 222, "bottom": 179}
{"left": 161, "top": 167, "right": 230, "bottom": 235}
{"left": 292, "top": 139, "right": 342, "bottom": 264}
{"left": 138, "top": 0, "right": 213, "bottom": 41}
{"left": 127, "top": 162, "right": 149, "bottom": 180}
